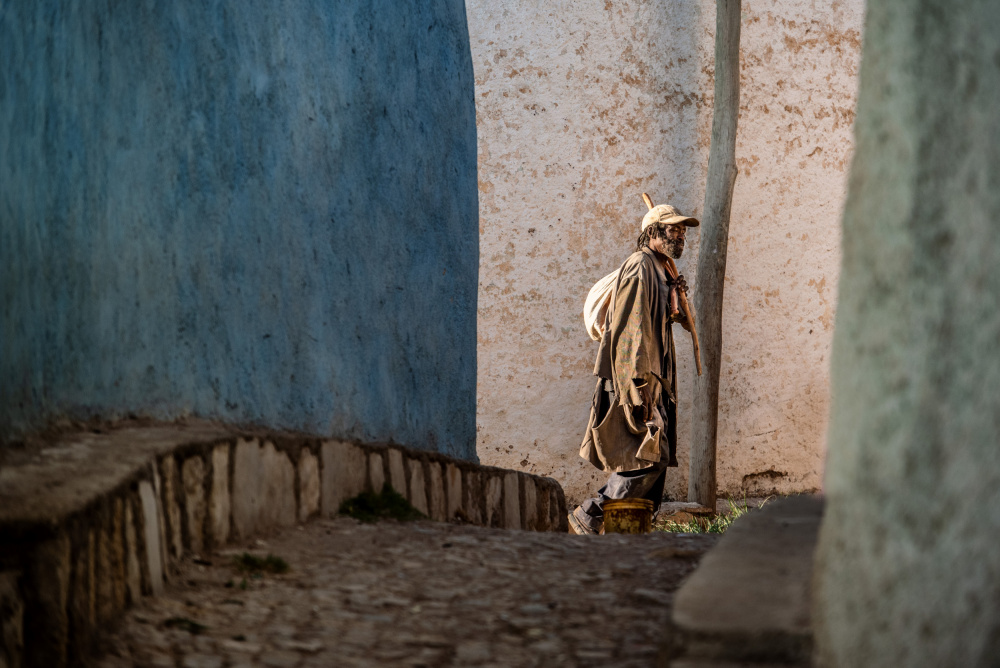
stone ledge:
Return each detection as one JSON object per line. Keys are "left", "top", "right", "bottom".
{"left": 0, "top": 422, "right": 568, "bottom": 667}
{"left": 0, "top": 423, "right": 232, "bottom": 542}
{"left": 0, "top": 571, "right": 23, "bottom": 668}
{"left": 670, "top": 495, "right": 824, "bottom": 667}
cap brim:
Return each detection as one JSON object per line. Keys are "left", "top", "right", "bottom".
{"left": 663, "top": 215, "right": 700, "bottom": 227}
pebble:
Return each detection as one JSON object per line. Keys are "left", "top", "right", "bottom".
{"left": 95, "top": 517, "right": 717, "bottom": 666}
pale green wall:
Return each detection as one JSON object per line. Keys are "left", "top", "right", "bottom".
{"left": 816, "top": 1, "right": 1000, "bottom": 664}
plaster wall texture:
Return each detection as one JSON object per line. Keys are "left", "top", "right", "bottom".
{"left": 468, "top": 0, "right": 862, "bottom": 503}
{"left": 815, "top": 1, "right": 1000, "bottom": 665}
{"left": 0, "top": 1, "right": 479, "bottom": 459}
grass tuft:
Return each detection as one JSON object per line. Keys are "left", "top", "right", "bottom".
{"left": 655, "top": 495, "right": 771, "bottom": 534}
{"left": 339, "top": 483, "right": 426, "bottom": 523}
{"left": 232, "top": 552, "right": 290, "bottom": 575}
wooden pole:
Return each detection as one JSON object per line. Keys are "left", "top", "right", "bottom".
{"left": 689, "top": 0, "right": 741, "bottom": 509}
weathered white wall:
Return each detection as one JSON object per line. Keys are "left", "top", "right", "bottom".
{"left": 469, "top": 0, "right": 863, "bottom": 504}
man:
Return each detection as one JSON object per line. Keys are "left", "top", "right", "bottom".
{"left": 569, "top": 203, "right": 698, "bottom": 535}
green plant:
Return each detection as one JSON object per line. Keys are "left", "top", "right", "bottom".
{"left": 232, "top": 552, "right": 290, "bottom": 575}
{"left": 656, "top": 495, "right": 771, "bottom": 534}
{"left": 338, "top": 483, "right": 426, "bottom": 523}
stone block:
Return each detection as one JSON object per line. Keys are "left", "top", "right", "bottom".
{"left": 387, "top": 449, "right": 407, "bottom": 496}
{"left": 150, "top": 464, "right": 169, "bottom": 581}
{"left": 110, "top": 498, "right": 127, "bottom": 612}
{"left": 522, "top": 476, "right": 537, "bottom": 531}
{"left": 96, "top": 519, "right": 114, "bottom": 624}
{"left": 260, "top": 442, "right": 296, "bottom": 529}
{"left": 427, "top": 462, "right": 446, "bottom": 521}
{"left": 138, "top": 480, "right": 165, "bottom": 596}
{"left": 182, "top": 456, "right": 206, "bottom": 554}
{"left": 84, "top": 530, "right": 96, "bottom": 626}
{"left": 94, "top": 498, "right": 125, "bottom": 626}
{"left": 68, "top": 530, "right": 96, "bottom": 657}
{"left": 550, "top": 488, "right": 567, "bottom": 532}
{"left": 159, "top": 456, "right": 183, "bottom": 560}
{"left": 407, "top": 460, "right": 429, "bottom": 516}
{"left": 536, "top": 483, "right": 552, "bottom": 531}
{"left": 124, "top": 499, "right": 142, "bottom": 604}
{"left": 23, "top": 533, "right": 70, "bottom": 668}
{"left": 0, "top": 571, "right": 23, "bottom": 668}
{"left": 320, "top": 441, "right": 368, "bottom": 516}
{"left": 503, "top": 472, "right": 521, "bottom": 530}
{"left": 209, "top": 444, "right": 231, "bottom": 547}
{"left": 673, "top": 497, "right": 821, "bottom": 666}
{"left": 297, "top": 449, "right": 320, "bottom": 523}
{"left": 232, "top": 438, "right": 262, "bottom": 539}
{"left": 485, "top": 475, "right": 503, "bottom": 527}
{"left": 445, "top": 464, "right": 462, "bottom": 521}
{"left": 369, "top": 452, "right": 386, "bottom": 493}
{"left": 463, "top": 470, "right": 484, "bottom": 525}
{"left": 233, "top": 439, "right": 296, "bottom": 535}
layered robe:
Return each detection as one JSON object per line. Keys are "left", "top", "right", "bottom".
{"left": 579, "top": 247, "right": 680, "bottom": 472}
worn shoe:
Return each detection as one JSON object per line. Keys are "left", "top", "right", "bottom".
{"left": 567, "top": 510, "right": 598, "bottom": 536}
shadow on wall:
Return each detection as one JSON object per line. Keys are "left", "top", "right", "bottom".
{"left": 0, "top": 1, "right": 480, "bottom": 459}
{"left": 650, "top": 0, "right": 707, "bottom": 500}
{"left": 651, "top": 0, "right": 706, "bottom": 220}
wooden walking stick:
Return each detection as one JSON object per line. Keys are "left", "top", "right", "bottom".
{"left": 642, "top": 192, "right": 703, "bottom": 376}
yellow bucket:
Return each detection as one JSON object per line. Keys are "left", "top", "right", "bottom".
{"left": 603, "top": 498, "right": 654, "bottom": 534}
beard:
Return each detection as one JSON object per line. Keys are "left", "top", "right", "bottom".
{"left": 666, "top": 238, "right": 684, "bottom": 259}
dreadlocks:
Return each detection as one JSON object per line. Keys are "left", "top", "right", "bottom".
{"left": 636, "top": 222, "right": 669, "bottom": 252}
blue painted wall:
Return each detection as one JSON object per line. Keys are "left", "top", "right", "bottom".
{"left": 0, "top": 1, "right": 479, "bottom": 459}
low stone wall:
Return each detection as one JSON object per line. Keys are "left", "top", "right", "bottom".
{"left": 0, "top": 423, "right": 567, "bottom": 668}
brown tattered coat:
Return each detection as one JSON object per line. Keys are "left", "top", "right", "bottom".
{"left": 579, "top": 247, "right": 680, "bottom": 473}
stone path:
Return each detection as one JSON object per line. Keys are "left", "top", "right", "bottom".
{"left": 94, "top": 517, "right": 718, "bottom": 668}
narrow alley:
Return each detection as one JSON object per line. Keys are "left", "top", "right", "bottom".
{"left": 94, "top": 518, "right": 716, "bottom": 668}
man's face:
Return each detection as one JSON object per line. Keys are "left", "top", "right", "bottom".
{"left": 650, "top": 225, "right": 686, "bottom": 259}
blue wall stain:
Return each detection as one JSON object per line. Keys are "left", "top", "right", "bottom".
{"left": 0, "top": 0, "right": 479, "bottom": 460}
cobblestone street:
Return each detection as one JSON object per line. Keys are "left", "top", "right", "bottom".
{"left": 94, "top": 517, "right": 717, "bottom": 668}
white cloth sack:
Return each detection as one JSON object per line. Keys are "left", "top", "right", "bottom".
{"left": 583, "top": 269, "right": 618, "bottom": 341}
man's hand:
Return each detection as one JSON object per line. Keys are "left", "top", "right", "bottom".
{"left": 674, "top": 274, "right": 689, "bottom": 294}
{"left": 672, "top": 275, "right": 692, "bottom": 332}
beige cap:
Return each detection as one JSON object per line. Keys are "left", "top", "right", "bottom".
{"left": 641, "top": 204, "right": 699, "bottom": 231}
